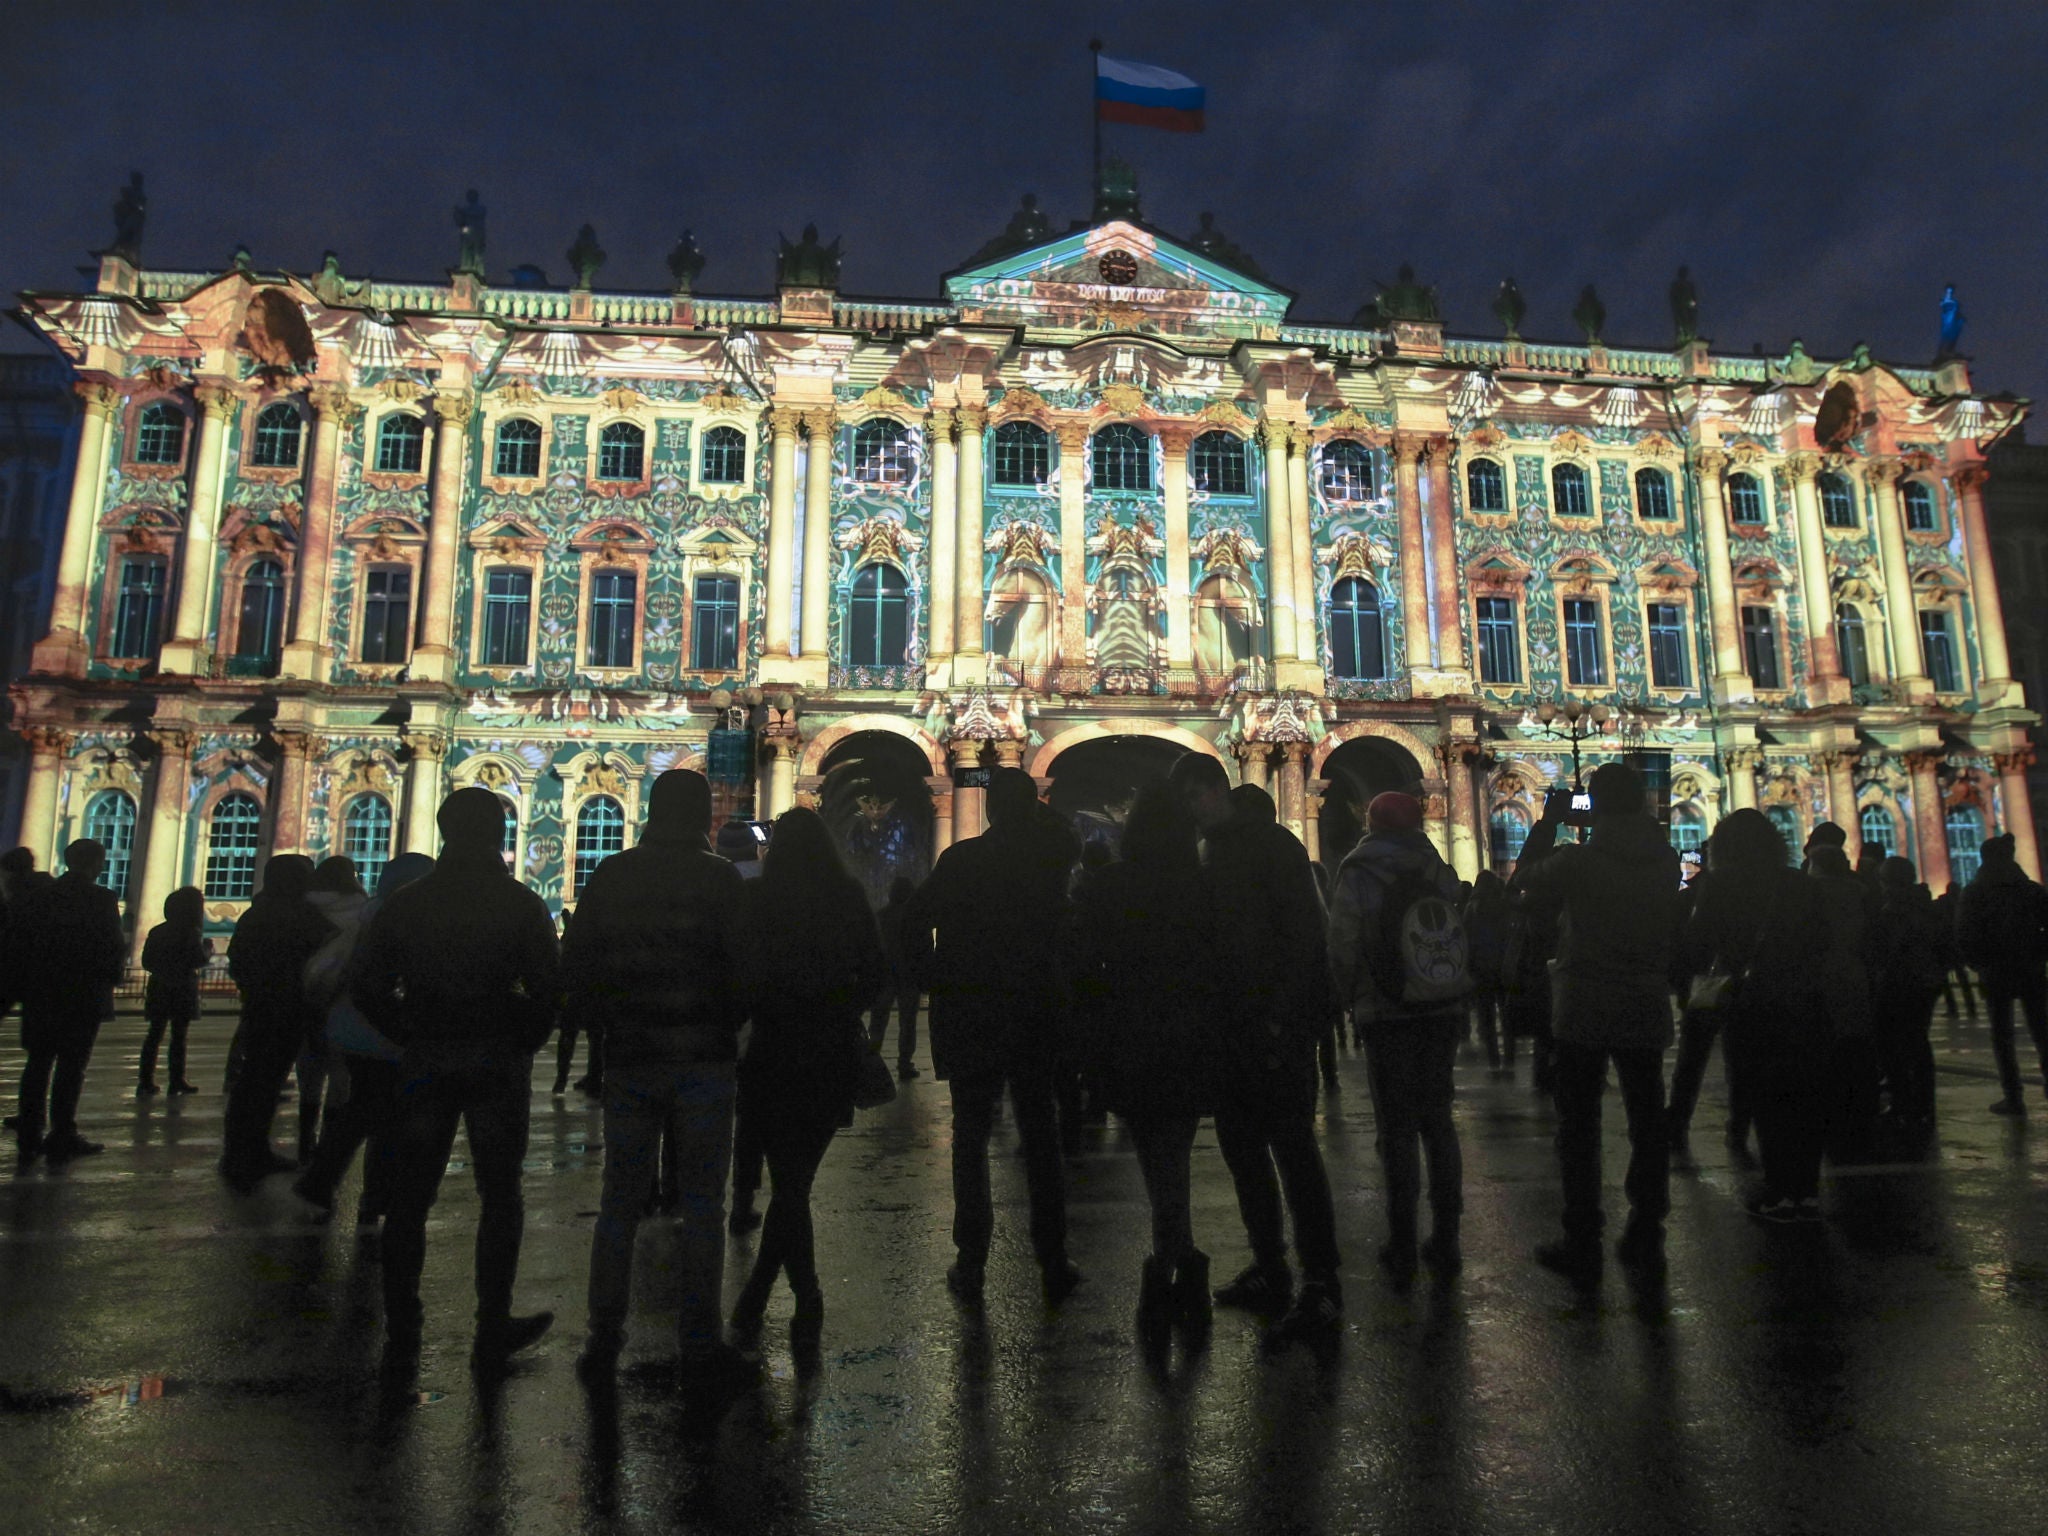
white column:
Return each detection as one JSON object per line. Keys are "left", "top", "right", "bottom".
{"left": 926, "top": 408, "right": 957, "bottom": 681}
{"left": 952, "top": 406, "right": 987, "bottom": 680}
{"left": 281, "top": 389, "right": 356, "bottom": 678}
{"left": 1260, "top": 419, "right": 1298, "bottom": 667}
{"left": 1056, "top": 422, "right": 1089, "bottom": 681}
{"left": 1907, "top": 749, "right": 1952, "bottom": 888}
{"left": 1393, "top": 434, "right": 1432, "bottom": 678}
{"left": 761, "top": 408, "right": 802, "bottom": 670}
{"left": 131, "top": 729, "right": 194, "bottom": 964}
{"left": 1423, "top": 438, "right": 1467, "bottom": 673}
{"left": 796, "top": 407, "right": 836, "bottom": 681}
{"left": 1161, "top": 427, "right": 1194, "bottom": 671}
{"left": 401, "top": 736, "right": 446, "bottom": 855}
{"left": 1953, "top": 462, "right": 2012, "bottom": 693}
{"left": 32, "top": 383, "right": 118, "bottom": 676}
{"left": 1784, "top": 453, "right": 1846, "bottom": 704}
{"left": 410, "top": 394, "right": 473, "bottom": 684}
{"left": 1287, "top": 429, "right": 1320, "bottom": 669}
{"left": 159, "top": 386, "right": 235, "bottom": 675}
{"left": 1691, "top": 448, "right": 1751, "bottom": 700}
{"left": 1859, "top": 455, "right": 1928, "bottom": 701}
{"left": 16, "top": 728, "right": 71, "bottom": 870}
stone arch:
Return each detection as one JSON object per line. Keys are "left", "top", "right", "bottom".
{"left": 799, "top": 714, "right": 944, "bottom": 778}
{"left": 1026, "top": 718, "right": 1225, "bottom": 778}
{"left": 1310, "top": 719, "right": 1434, "bottom": 782}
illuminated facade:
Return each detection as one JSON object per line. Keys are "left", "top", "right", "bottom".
{"left": 9, "top": 182, "right": 2037, "bottom": 951}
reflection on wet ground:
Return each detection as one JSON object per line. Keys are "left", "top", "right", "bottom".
{"left": 2, "top": 1009, "right": 2044, "bottom": 1534}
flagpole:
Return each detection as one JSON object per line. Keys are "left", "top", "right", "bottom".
{"left": 1088, "top": 38, "right": 1102, "bottom": 193}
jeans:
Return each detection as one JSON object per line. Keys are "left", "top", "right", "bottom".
{"left": 867, "top": 989, "right": 920, "bottom": 1068}
{"left": 1875, "top": 992, "right": 1937, "bottom": 1122}
{"left": 1128, "top": 1113, "right": 1199, "bottom": 1263}
{"left": 1668, "top": 1014, "right": 1756, "bottom": 1146}
{"left": 1473, "top": 988, "right": 1510, "bottom": 1068}
{"left": 1362, "top": 1012, "right": 1464, "bottom": 1243}
{"left": 949, "top": 1067, "right": 1068, "bottom": 1271}
{"left": 221, "top": 1004, "right": 306, "bottom": 1173}
{"left": 1943, "top": 966, "right": 1978, "bottom": 1019}
{"left": 1213, "top": 1074, "right": 1341, "bottom": 1276}
{"left": 737, "top": 1104, "right": 839, "bottom": 1306}
{"left": 1984, "top": 971, "right": 2048, "bottom": 1104}
{"left": 555, "top": 1020, "right": 602, "bottom": 1089}
{"left": 381, "top": 1048, "right": 535, "bottom": 1331}
{"left": 297, "top": 1054, "right": 402, "bottom": 1216}
{"left": 1551, "top": 1040, "right": 1669, "bottom": 1241}
{"left": 586, "top": 1058, "right": 735, "bottom": 1352}
{"left": 731, "top": 1098, "right": 764, "bottom": 1213}
{"left": 140, "top": 1010, "right": 193, "bottom": 1087}
{"left": 15, "top": 1008, "right": 100, "bottom": 1148}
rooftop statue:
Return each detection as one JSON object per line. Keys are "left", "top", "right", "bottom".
{"left": 1093, "top": 157, "right": 1141, "bottom": 223}
{"left": 968, "top": 193, "right": 1056, "bottom": 264}
{"left": 454, "top": 189, "right": 486, "bottom": 277}
{"left": 231, "top": 244, "right": 255, "bottom": 276}
{"left": 1374, "top": 264, "right": 1440, "bottom": 324}
{"left": 109, "top": 171, "right": 146, "bottom": 263}
{"left": 1187, "top": 212, "right": 1265, "bottom": 280}
{"left": 1938, "top": 283, "right": 1967, "bottom": 358}
{"left": 666, "top": 231, "right": 705, "bottom": 295}
{"left": 1670, "top": 265, "right": 1700, "bottom": 345}
{"left": 566, "top": 224, "right": 606, "bottom": 290}
{"left": 1572, "top": 284, "right": 1605, "bottom": 345}
{"left": 312, "top": 252, "right": 366, "bottom": 306}
{"left": 1492, "top": 276, "right": 1526, "bottom": 339}
{"left": 1778, "top": 338, "right": 1820, "bottom": 384}
{"left": 776, "top": 224, "right": 842, "bottom": 289}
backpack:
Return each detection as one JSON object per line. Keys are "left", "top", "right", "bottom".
{"left": 1368, "top": 865, "right": 1474, "bottom": 1008}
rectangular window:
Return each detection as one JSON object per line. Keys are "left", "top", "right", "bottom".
{"left": 690, "top": 574, "right": 741, "bottom": 672}
{"left": 1563, "top": 598, "right": 1605, "bottom": 686}
{"left": 1476, "top": 596, "right": 1520, "bottom": 685}
{"left": 1646, "top": 602, "right": 1689, "bottom": 689}
{"left": 110, "top": 557, "right": 167, "bottom": 660}
{"left": 1741, "top": 605, "right": 1781, "bottom": 690}
{"left": 588, "top": 570, "right": 637, "bottom": 670}
{"left": 360, "top": 567, "right": 412, "bottom": 664}
{"left": 1920, "top": 609, "right": 1962, "bottom": 692}
{"left": 481, "top": 567, "right": 532, "bottom": 666}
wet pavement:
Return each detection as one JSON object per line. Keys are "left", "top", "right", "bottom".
{"left": 3, "top": 1008, "right": 2045, "bottom": 1536}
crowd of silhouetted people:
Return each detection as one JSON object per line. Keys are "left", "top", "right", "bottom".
{"left": 3, "top": 759, "right": 2046, "bottom": 1391}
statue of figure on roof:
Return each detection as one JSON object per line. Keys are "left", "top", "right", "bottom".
{"left": 110, "top": 171, "right": 146, "bottom": 263}
{"left": 1778, "top": 338, "right": 1819, "bottom": 384}
{"left": 1374, "top": 264, "right": 1440, "bottom": 324}
{"left": 454, "top": 190, "right": 486, "bottom": 277}
{"left": 1188, "top": 212, "right": 1265, "bottom": 281}
{"left": 312, "top": 252, "right": 365, "bottom": 306}
{"left": 1492, "top": 276, "right": 1526, "bottom": 339}
{"left": 776, "top": 224, "right": 842, "bottom": 288}
{"left": 1938, "top": 283, "right": 1966, "bottom": 358}
{"left": 1572, "top": 284, "right": 1605, "bottom": 345}
{"left": 1093, "top": 157, "right": 1141, "bottom": 223}
{"left": 231, "top": 244, "right": 255, "bottom": 276}
{"left": 967, "top": 194, "right": 1055, "bottom": 265}
{"left": 1669, "top": 265, "right": 1700, "bottom": 345}
{"left": 667, "top": 231, "right": 705, "bottom": 294}
{"left": 567, "top": 224, "right": 606, "bottom": 290}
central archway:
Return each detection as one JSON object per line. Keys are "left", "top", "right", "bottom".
{"left": 1045, "top": 734, "right": 1192, "bottom": 853}
{"left": 817, "top": 730, "right": 934, "bottom": 906}
{"left": 1318, "top": 734, "right": 1426, "bottom": 867}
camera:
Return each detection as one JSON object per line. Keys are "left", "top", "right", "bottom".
{"left": 1544, "top": 787, "right": 1596, "bottom": 828}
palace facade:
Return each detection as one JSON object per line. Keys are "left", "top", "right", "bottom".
{"left": 9, "top": 181, "right": 2037, "bottom": 953}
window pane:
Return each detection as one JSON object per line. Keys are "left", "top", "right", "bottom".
{"left": 494, "top": 418, "right": 542, "bottom": 477}
{"left": 1920, "top": 610, "right": 1961, "bottom": 692}
{"left": 1635, "top": 468, "right": 1672, "bottom": 520}
{"left": 342, "top": 795, "right": 393, "bottom": 891}
{"left": 1563, "top": 598, "right": 1604, "bottom": 686}
{"left": 83, "top": 790, "right": 138, "bottom": 899}
{"left": 1727, "top": 474, "right": 1764, "bottom": 524}
{"left": 575, "top": 795, "right": 625, "bottom": 894}
{"left": 236, "top": 559, "right": 287, "bottom": 668}
{"left": 1467, "top": 459, "right": 1505, "bottom": 512}
{"left": 1647, "top": 602, "right": 1688, "bottom": 688}
{"left": 700, "top": 425, "right": 746, "bottom": 484}
{"left": 1946, "top": 808, "right": 1984, "bottom": 885}
{"left": 1836, "top": 605, "right": 1870, "bottom": 688}
{"left": 1553, "top": 463, "right": 1589, "bottom": 518}
{"left": 376, "top": 415, "right": 424, "bottom": 474}
{"left": 1765, "top": 805, "right": 1801, "bottom": 865}
{"left": 1820, "top": 473, "right": 1857, "bottom": 528}
{"left": 1321, "top": 442, "right": 1375, "bottom": 502}
{"left": 1330, "top": 578, "right": 1385, "bottom": 680}
{"left": 597, "top": 422, "right": 644, "bottom": 481}
{"left": 1477, "top": 596, "right": 1519, "bottom": 683}
{"left": 251, "top": 404, "right": 302, "bottom": 468}
{"left": 992, "top": 421, "right": 1049, "bottom": 487}
{"left": 588, "top": 570, "right": 637, "bottom": 668}
{"left": 852, "top": 421, "right": 913, "bottom": 486}
{"left": 112, "top": 558, "right": 167, "bottom": 659}
{"left": 204, "top": 791, "right": 264, "bottom": 899}
{"left": 135, "top": 403, "right": 185, "bottom": 465}
{"left": 1190, "top": 432, "right": 1248, "bottom": 495}
{"left": 1903, "top": 481, "right": 1937, "bottom": 532}
{"left": 1741, "top": 605, "right": 1781, "bottom": 689}
{"left": 1669, "top": 806, "right": 1705, "bottom": 854}
{"left": 1859, "top": 805, "right": 1895, "bottom": 854}
{"left": 360, "top": 567, "right": 412, "bottom": 663}
{"left": 1489, "top": 807, "right": 1529, "bottom": 866}
{"left": 691, "top": 574, "right": 741, "bottom": 671}
{"left": 848, "top": 564, "right": 908, "bottom": 666}
{"left": 482, "top": 568, "right": 532, "bottom": 665}
{"left": 1090, "top": 424, "right": 1151, "bottom": 492}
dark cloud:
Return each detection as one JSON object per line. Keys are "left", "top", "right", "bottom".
{"left": 4, "top": 0, "right": 2042, "bottom": 406}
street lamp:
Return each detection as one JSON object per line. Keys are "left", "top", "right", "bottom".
{"left": 1534, "top": 698, "right": 1610, "bottom": 788}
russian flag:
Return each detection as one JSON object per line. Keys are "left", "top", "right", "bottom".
{"left": 1095, "top": 54, "right": 1206, "bottom": 133}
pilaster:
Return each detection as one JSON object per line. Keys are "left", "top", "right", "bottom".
{"left": 952, "top": 406, "right": 988, "bottom": 682}
{"left": 1692, "top": 448, "right": 1752, "bottom": 703}
{"left": 760, "top": 407, "right": 804, "bottom": 677}
{"left": 409, "top": 393, "right": 474, "bottom": 684}
{"left": 792, "top": 406, "right": 837, "bottom": 686}
{"left": 1259, "top": 418, "right": 1298, "bottom": 669}
{"left": 926, "top": 409, "right": 958, "bottom": 683}
{"left": 1954, "top": 461, "right": 2016, "bottom": 704}
{"left": 1392, "top": 432, "right": 1433, "bottom": 686}
{"left": 1784, "top": 452, "right": 1847, "bottom": 705}
{"left": 33, "top": 382, "right": 119, "bottom": 676}
{"left": 401, "top": 733, "right": 448, "bottom": 854}
{"left": 159, "top": 385, "right": 236, "bottom": 676}
{"left": 281, "top": 388, "right": 359, "bottom": 680}
{"left": 132, "top": 728, "right": 195, "bottom": 963}
{"left": 1862, "top": 455, "right": 1930, "bottom": 703}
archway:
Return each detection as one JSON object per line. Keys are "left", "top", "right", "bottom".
{"left": 1318, "top": 735, "right": 1425, "bottom": 867}
{"left": 1045, "top": 733, "right": 1191, "bottom": 853}
{"left": 817, "top": 730, "right": 934, "bottom": 906}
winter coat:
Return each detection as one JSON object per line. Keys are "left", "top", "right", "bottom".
{"left": 1871, "top": 887, "right": 1947, "bottom": 1008}
{"left": 735, "top": 876, "right": 886, "bottom": 1124}
{"left": 1327, "top": 828, "right": 1465, "bottom": 1026}
{"left": 1684, "top": 863, "right": 1831, "bottom": 1055}
{"left": 1810, "top": 869, "right": 1874, "bottom": 1041}
{"left": 1513, "top": 813, "right": 1682, "bottom": 1050}
{"left": 1956, "top": 859, "right": 2048, "bottom": 982}
{"left": 228, "top": 889, "right": 334, "bottom": 1016}
{"left": 141, "top": 922, "right": 212, "bottom": 1017}
{"left": 10, "top": 872, "right": 126, "bottom": 1021}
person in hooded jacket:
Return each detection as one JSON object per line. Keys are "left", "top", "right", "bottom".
{"left": 9, "top": 839, "right": 124, "bottom": 1162}
{"left": 1870, "top": 856, "right": 1945, "bottom": 1134}
{"left": 138, "top": 887, "right": 211, "bottom": 1098}
{"left": 1957, "top": 833, "right": 2048, "bottom": 1115}
{"left": 1513, "top": 763, "right": 1681, "bottom": 1280}
{"left": 1329, "top": 791, "right": 1468, "bottom": 1282}
{"left": 221, "top": 854, "right": 333, "bottom": 1192}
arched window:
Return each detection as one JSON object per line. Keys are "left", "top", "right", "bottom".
{"left": 204, "top": 791, "right": 263, "bottom": 899}
{"left": 1765, "top": 804, "right": 1801, "bottom": 865}
{"left": 1320, "top": 441, "right": 1375, "bottom": 502}
{"left": 83, "top": 789, "right": 137, "bottom": 898}
{"left": 499, "top": 793, "right": 521, "bottom": 869}
{"left": 1946, "top": 806, "right": 1985, "bottom": 885}
{"left": 1329, "top": 577, "right": 1386, "bottom": 681}
{"left": 597, "top": 421, "right": 645, "bottom": 481}
{"left": 494, "top": 417, "right": 542, "bottom": 477}
{"left": 250, "top": 402, "right": 302, "bottom": 469}
{"left": 1819, "top": 471, "right": 1857, "bottom": 528}
{"left": 110, "top": 555, "right": 168, "bottom": 660}
{"left": 1903, "top": 480, "right": 1938, "bottom": 533}
{"left": 700, "top": 424, "right": 747, "bottom": 485}
{"left": 575, "top": 795, "right": 625, "bottom": 895}
{"left": 1727, "top": 473, "right": 1765, "bottom": 525}
{"left": 1466, "top": 458, "right": 1506, "bottom": 512}
{"left": 847, "top": 564, "right": 909, "bottom": 666}
{"left": 587, "top": 569, "right": 638, "bottom": 669}
{"left": 1835, "top": 603, "right": 1871, "bottom": 688}
{"left": 235, "top": 559, "right": 288, "bottom": 671}
{"left": 1091, "top": 423, "right": 1152, "bottom": 492}
{"left": 134, "top": 402, "right": 186, "bottom": 465}
{"left": 1669, "top": 804, "right": 1705, "bottom": 854}
{"left": 342, "top": 795, "right": 393, "bottom": 891}
{"left": 480, "top": 568, "right": 532, "bottom": 666}
{"left": 851, "top": 419, "right": 914, "bottom": 486}
{"left": 1489, "top": 805, "right": 1529, "bottom": 867}
{"left": 992, "top": 420, "right": 1050, "bottom": 487}
{"left": 1859, "top": 804, "right": 1896, "bottom": 855}
{"left": 1635, "top": 467, "right": 1674, "bottom": 521}
{"left": 375, "top": 414, "right": 425, "bottom": 474}
{"left": 1553, "top": 462, "right": 1591, "bottom": 518}
{"left": 1189, "top": 431, "right": 1249, "bottom": 496}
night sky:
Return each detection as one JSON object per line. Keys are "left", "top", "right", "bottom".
{"left": 4, "top": 1, "right": 2043, "bottom": 411}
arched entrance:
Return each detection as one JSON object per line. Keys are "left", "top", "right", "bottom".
{"left": 1318, "top": 735, "right": 1425, "bottom": 866}
{"left": 817, "top": 731, "right": 934, "bottom": 906}
{"left": 1045, "top": 733, "right": 1190, "bottom": 852}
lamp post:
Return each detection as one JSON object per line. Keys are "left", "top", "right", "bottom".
{"left": 1534, "top": 698, "right": 1610, "bottom": 788}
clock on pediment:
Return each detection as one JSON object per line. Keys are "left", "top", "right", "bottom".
{"left": 1097, "top": 249, "right": 1139, "bottom": 286}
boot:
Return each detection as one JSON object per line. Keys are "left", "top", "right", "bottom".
{"left": 1170, "top": 1250, "right": 1211, "bottom": 1343}
{"left": 1136, "top": 1254, "right": 1174, "bottom": 1345}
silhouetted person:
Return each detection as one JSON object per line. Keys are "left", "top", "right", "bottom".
{"left": 8, "top": 839, "right": 123, "bottom": 1162}
{"left": 563, "top": 769, "right": 747, "bottom": 1383}
{"left": 1932, "top": 881, "right": 1976, "bottom": 1018}
{"left": 1807, "top": 844, "right": 1878, "bottom": 1162}
{"left": 353, "top": 789, "right": 559, "bottom": 1360}
{"left": 1957, "top": 834, "right": 2048, "bottom": 1116}
{"left": 297, "top": 857, "right": 366, "bottom": 1163}
{"left": 909, "top": 766, "right": 1081, "bottom": 1304}
{"left": 1329, "top": 790, "right": 1469, "bottom": 1283}
{"left": 1070, "top": 781, "right": 1220, "bottom": 1346}
{"left": 1515, "top": 764, "right": 1681, "bottom": 1281}
{"left": 1464, "top": 871, "right": 1511, "bottom": 1071}
{"left": 1684, "top": 809, "right": 1831, "bottom": 1223}
{"left": 1870, "top": 857, "right": 1943, "bottom": 1133}
{"left": 711, "top": 823, "right": 767, "bottom": 1231}
{"left": 1667, "top": 872, "right": 1758, "bottom": 1165}
{"left": 221, "top": 854, "right": 332, "bottom": 1192}
{"left": 867, "top": 876, "right": 924, "bottom": 1081}
{"left": 138, "top": 887, "right": 210, "bottom": 1097}
{"left": 293, "top": 852, "right": 434, "bottom": 1222}
{"left": 552, "top": 906, "right": 601, "bottom": 1097}
{"left": 1503, "top": 818, "right": 1563, "bottom": 1093}
{"left": 1168, "top": 754, "right": 1342, "bottom": 1337}
{"left": 730, "top": 807, "right": 885, "bottom": 1352}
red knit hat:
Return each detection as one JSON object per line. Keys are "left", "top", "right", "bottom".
{"left": 1367, "top": 790, "right": 1423, "bottom": 832}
